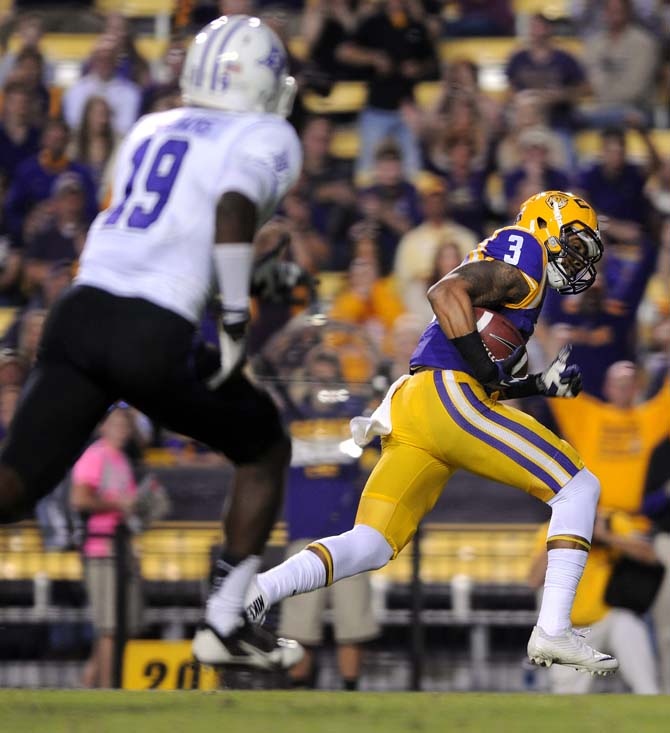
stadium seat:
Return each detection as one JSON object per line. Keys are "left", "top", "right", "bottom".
{"left": 8, "top": 34, "right": 98, "bottom": 62}
{"left": 575, "top": 129, "right": 670, "bottom": 162}
{"left": 0, "top": 531, "right": 82, "bottom": 581}
{"left": 143, "top": 447, "right": 179, "bottom": 467}
{"left": 329, "top": 127, "right": 359, "bottom": 159}
{"left": 0, "top": 522, "right": 537, "bottom": 585}
{"left": 95, "top": 0, "right": 176, "bottom": 12}
{"left": 302, "top": 80, "right": 442, "bottom": 115}
{"left": 440, "top": 36, "right": 584, "bottom": 63}
{"left": 414, "top": 81, "right": 443, "bottom": 111}
{"left": 288, "top": 36, "right": 307, "bottom": 61}
{"left": 512, "top": 0, "right": 570, "bottom": 20}
{"left": 377, "top": 524, "right": 538, "bottom": 585}
{"left": 135, "top": 37, "right": 169, "bottom": 62}
{"left": 439, "top": 37, "right": 583, "bottom": 95}
{"left": 0, "top": 307, "right": 17, "bottom": 339}
{"left": 317, "top": 271, "right": 349, "bottom": 303}
{"left": 303, "top": 82, "right": 368, "bottom": 115}
{"left": 95, "top": 1, "right": 176, "bottom": 38}
{"left": 7, "top": 34, "right": 168, "bottom": 64}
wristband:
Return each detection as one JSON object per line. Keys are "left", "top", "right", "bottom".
{"left": 213, "top": 242, "right": 253, "bottom": 321}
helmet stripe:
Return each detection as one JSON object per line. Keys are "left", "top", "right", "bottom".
{"left": 194, "top": 19, "right": 226, "bottom": 88}
{"left": 551, "top": 199, "right": 563, "bottom": 229}
{"left": 209, "top": 16, "right": 249, "bottom": 91}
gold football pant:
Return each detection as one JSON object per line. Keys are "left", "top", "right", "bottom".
{"left": 355, "top": 370, "right": 583, "bottom": 557}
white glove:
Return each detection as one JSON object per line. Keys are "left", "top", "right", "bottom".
{"left": 538, "top": 345, "right": 583, "bottom": 398}
{"left": 206, "top": 310, "right": 249, "bottom": 390}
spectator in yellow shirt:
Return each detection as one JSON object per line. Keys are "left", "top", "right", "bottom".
{"left": 329, "top": 231, "right": 405, "bottom": 348}
{"left": 393, "top": 175, "right": 477, "bottom": 323}
{"left": 548, "top": 361, "right": 670, "bottom": 513}
{"left": 529, "top": 511, "right": 660, "bottom": 694}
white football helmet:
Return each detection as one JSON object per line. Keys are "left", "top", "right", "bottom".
{"left": 180, "top": 15, "right": 296, "bottom": 117}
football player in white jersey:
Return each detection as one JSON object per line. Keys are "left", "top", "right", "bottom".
{"left": 0, "top": 16, "right": 304, "bottom": 671}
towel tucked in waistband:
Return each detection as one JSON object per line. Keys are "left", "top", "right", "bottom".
{"left": 349, "top": 374, "right": 411, "bottom": 447}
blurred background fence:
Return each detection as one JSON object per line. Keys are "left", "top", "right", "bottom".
{"left": 0, "top": 477, "right": 558, "bottom": 692}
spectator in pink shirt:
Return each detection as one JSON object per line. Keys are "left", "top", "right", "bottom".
{"left": 70, "top": 406, "right": 142, "bottom": 688}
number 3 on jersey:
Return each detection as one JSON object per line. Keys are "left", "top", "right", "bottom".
{"left": 105, "top": 138, "right": 190, "bottom": 229}
{"left": 504, "top": 234, "right": 524, "bottom": 266}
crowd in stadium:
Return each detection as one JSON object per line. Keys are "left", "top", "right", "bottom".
{"left": 0, "top": 0, "right": 669, "bottom": 692}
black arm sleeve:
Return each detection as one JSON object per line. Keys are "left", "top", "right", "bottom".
{"left": 451, "top": 331, "right": 498, "bottom": 385}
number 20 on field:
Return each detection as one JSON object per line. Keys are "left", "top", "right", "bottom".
{"left": 122, "top": 640, "right": 218, "bottom": 690}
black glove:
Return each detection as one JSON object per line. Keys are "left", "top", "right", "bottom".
{"left": 497, "top": 345, "right": 583, "bottom": 400}
{"left": 250, "top": 234, "right": 315, "bottom": 305}
{"left": 535, "top": 345, "right": 582, "bottom": 398}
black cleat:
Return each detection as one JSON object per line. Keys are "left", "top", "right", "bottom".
{"left": 192, "top": 619, "right": 304, "bottom": 670}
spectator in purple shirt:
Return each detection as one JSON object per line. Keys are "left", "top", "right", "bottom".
{"left": 358, "top": 140, "right": 423, "bottom": 274}
{"left": 0, "top": 172, "right": 23, "bottom": 306}
{"left": 101, "top": 12, "right": 150, "bottom": 87}
{"left": 139, "top": 33, "right": 186, "bottom": 116}
{"left": 278, "top": 351, "right": 379, "bottom": 689}
{"left": 0, "top": 12, "right": 53, "bottom": 87}
{"left": 0, "top": 82, "right": 41, "bottom": 179}
{"left": 4, "top": 118, "right": 98, "bottom": 245}
{"left": 5, "top": 47, "right": 50, "bottom": 129}
{"left": 445, "top": 0, "right": 514, "bottom": 37}
{"left": 1, "top": 260, "right": 73, "bottom": 352}
{"left": 298, "top": 117, "right": 357, "bottom": 269}
{"left": 0, "top": 383, "right": 20, "bottom": 444}
{"left": 24, "top": 173, "right": 86, "bottom": 293}
{"left": 506, "top": 14, "right": 587, "bottom": 132}
{"left": 503, "top": 127, "right": 570, "bottom": 218}
{"left": 542, "top": 237, "right": 658, "bottom": 397}
{"left": 577, "top": 125, "right": 659, "bottom": 238}
{"left": 443, "top": 136, "right": 489, "bottom": 239}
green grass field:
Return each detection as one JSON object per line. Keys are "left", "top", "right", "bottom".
{"left": 1, "top": 690, "right": 669, "bottom": 733}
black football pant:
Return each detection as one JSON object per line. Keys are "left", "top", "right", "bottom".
{"left": 0, "top": 285, "right": 286, "bottom": 520}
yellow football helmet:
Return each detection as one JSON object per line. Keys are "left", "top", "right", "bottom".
{"left": 516, "top": 191, "right": 603, "bottom": 294}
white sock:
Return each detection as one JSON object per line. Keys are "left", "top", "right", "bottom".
{"left": 257, "top": 548, "right": 326, "bottom": 606}
{"left": 537, "top": 548, "right": 588, "bottom": 636}
{"left": 257, "top": 525, "right": 393, "bottom": 606}
{"left": 206, "top": 555, "right": 261, "bottom": 636}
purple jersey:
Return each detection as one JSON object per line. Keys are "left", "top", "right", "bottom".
{"left": 410, "top": 226, "right": 547, "bottom": 374}
{"left": 284, "top": 399, "right": 369, "bottom": 540}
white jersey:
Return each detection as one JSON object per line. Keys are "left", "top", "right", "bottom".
{"left": 76, "top": 106, "right": 302, "bottom": 323}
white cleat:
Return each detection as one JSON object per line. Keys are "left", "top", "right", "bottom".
{"left": 192, "top": 619, "right": 303, "bottom": 670}
{"left": 527, "top": 625, "right": 619, "bottom": 676}
{"left": 244, "top": 576, "right": 270, "bottom": 625}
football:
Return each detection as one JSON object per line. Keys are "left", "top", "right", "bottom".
{"left": 474, "top": 307, "right": 528, "bottom": 377}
